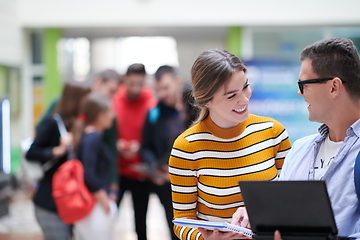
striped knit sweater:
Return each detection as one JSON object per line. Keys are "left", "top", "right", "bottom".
{"left": 169, "top": 114, "right": 291, "bottom": 240}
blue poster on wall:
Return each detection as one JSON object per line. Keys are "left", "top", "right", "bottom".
{"left": 244, "top": 59, "right": 320, "bottom": 142}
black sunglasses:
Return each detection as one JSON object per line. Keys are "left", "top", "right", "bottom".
{"left": 297, "top": 77, "right": 334, "bottom": 94}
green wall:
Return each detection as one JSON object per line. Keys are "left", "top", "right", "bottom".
{"left": 0, "top": 66, "right": 8, "bottom": 96}
{"left": 227, "top": 26, "right": 242, "bottom": 57}
{"left": 43, "top": 28, "right": 62, "bottom": 107}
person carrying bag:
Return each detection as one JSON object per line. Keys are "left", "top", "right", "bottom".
{"left": 25, "top": 83, "right": 90, "bottom": 240}
{"left": 52, "top": 114, "right": 95, "bottom": 224}
{"left": 71, "top": 93, "right": 118, "bottom": 240}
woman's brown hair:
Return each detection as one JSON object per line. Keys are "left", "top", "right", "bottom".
{"left": 191, "top": 49, "right": 247, "bottom": 124}
{"left": 55, "top": 82, "right": 91, "bottom": 150}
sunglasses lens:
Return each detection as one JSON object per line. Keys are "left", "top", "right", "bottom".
{"left": 298, "top": 82, "right": 303, "bottom": 94}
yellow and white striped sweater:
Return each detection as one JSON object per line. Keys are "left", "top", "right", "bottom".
{"left": 169, "top": 114, "right": 291, "bottom": 240}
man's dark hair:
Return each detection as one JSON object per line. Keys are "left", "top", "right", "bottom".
{"left": 154, "top": 65, "right": 177, "bottom": 81}
{"left": 300, "top": 37, "right": 360, "bottom": 100}
{"left": 126, "top": 63, "right": 146, "bottom": 75}
{"left": 98, "top": 69, "right": 121, "bottom": 83}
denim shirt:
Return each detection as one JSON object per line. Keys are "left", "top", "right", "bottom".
{"left": 280, "top": 119, "right": 360, "bottom": 238}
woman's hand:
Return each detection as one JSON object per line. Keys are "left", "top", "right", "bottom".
{"left": 198, "top": 228, "right": 251, "bottom": 240}
{"left": 52, "top": 133, "right": 73, "bottom": 158}
{"left": 117, "top": 139, "right": 140, "bottom": 160}
{"left": 93, "top": 189, "right": 110, "bottom": 214}
{"left": 109, "top": 183, "right": 119, "bottom": 202}
{"left": 231, "top": 207, "right": 250, "bottom": 228}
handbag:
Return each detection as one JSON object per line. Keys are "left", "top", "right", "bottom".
{"left": 21, "top": 113, "right": 68, "bottom": 184}
{"left": 21, "top": 137, "right": 43, "bottom": 184}
{"left": 52, "top": 115, "right": 95, "bottom": 224}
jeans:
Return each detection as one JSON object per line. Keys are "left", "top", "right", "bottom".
{"left": 34, "top": 205, "right": 71, "bottom": 240}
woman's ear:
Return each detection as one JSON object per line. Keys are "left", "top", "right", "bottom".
{"left": 205, "top": 102, "right": 209, "bottom": 108}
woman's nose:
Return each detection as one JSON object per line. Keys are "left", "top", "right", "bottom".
{"left": 237, "top": 93, "right": 250, "bottom": 104}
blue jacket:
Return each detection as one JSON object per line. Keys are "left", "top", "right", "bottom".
{"left": 140, "top": 101, "right": 185, "bottom": 168}
{"left": 78, "top": 132, "right": 112, "bottom": 194}
{"left": 280, "top": 120, "right": 360, "bottom": 238}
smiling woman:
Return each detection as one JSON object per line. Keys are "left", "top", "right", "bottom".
{"left": 168, "top": 49, "right": 292, "bottom": 240}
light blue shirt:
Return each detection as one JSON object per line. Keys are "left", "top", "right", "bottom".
{"left": 280, "top": 119, "right": 360, "bottom": 238}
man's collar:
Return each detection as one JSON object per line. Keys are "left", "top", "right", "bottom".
{"left": 347, "top": 118, "right": 360, "bottom": 138}
{"left": 318, "top": 119, "right": 360, "bottom": 138}
{"left": 318, "top": 124, "right": 329, "bottom": 137}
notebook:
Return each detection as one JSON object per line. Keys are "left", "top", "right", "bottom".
{"left": 172, "top": 218, "right": 253, "bottom": 236}
{"left": 238, "top": 181, "right": 354, "bottom": 240}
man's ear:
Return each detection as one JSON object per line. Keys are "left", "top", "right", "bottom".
{"left": 330, "top": 77, "right": 343, "bottom": 95}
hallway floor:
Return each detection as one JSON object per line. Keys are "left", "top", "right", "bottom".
{"left": 0, "top": 188, "right": 172, "bottom": 240}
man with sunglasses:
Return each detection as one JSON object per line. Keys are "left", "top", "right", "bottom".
{"left": 232, "top": 37, "right": 360, "bottom": 239}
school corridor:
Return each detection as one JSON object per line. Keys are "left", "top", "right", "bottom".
{"left": 0, "top": 189, "right": 172, "bottom": 240}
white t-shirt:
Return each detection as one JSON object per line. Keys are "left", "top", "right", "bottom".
{"left": 314, "top": 135, "right": 343, "bottom": 180}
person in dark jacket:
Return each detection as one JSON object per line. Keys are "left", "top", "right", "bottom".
{"left": 26, "top": 82, "right": 90, "bottom": 240}
{"left": 140, "top": 65, "right": 185, "bottom": 240}
{"left": 74, "top": 93, "right": 117, "bottom": 240}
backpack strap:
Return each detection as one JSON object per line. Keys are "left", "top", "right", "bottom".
{"left": 53, "top": 113, "right": 68, "bottom": 137}
{"left": 43, "top": 114, "right": 73, "bottom": 171}
{"left": 148, "top": 106, "right": 160, "bottom": 124}
{"left": 354, "top": 151, "right": 360, "bottom": 200}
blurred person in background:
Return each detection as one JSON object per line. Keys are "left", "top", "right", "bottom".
{"left": 74, "top": 93, "right": 117, "bottom": 240}
{"left": 112, "top": 63, "right": 157, "bottom": 240}
{"left": 26, "top": 82, "right": 90, "bottom": 240}
{"left": 140, "top": 65, "right": 185, "bottom": 240}
{"left": 91, "top": 69, "right": 123, "bottom": 98}
{"left": 90, "top": 69, "right": 123, "bottom": 200}
{"left": 182, "top": 82, "right": 200, "bottom": 129}
{"left": 37, "top": 69, "right": 122, "bottom": 201}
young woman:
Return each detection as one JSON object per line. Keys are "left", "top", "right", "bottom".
{"left": 169, "top": 49, "right": 292, "bottom": 240}
{"left": 26, "top": 82, "right": 90, "bottom": 240}
{"left": 74, "top": 93, "right": 117, "bottom": 240}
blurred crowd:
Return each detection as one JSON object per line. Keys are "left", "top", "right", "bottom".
{"left": 15, "top": 63, "right": 198, "bottom": 240}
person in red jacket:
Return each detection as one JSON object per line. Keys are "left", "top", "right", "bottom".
{"left": 112, "top": 63, "right": 157, "bottom": 240}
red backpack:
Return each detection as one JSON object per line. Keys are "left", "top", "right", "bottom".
{"left": 52, "top": 158, "right": 94, "bottom": 224}
{"left": 51, "top": 114, "right": 94, "bottom": 224}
